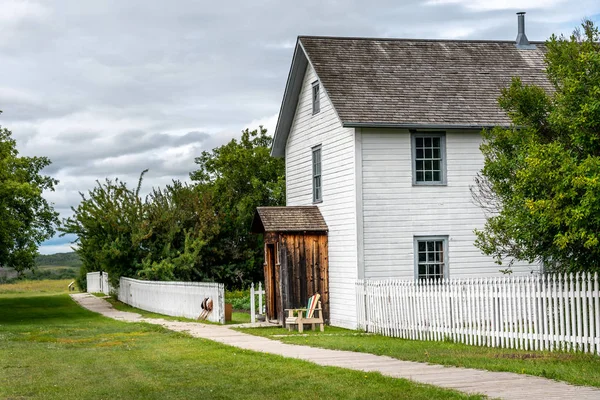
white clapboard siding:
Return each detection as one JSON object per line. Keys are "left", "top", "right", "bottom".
{"left": 118, "top": 277, "right": 225, "bottom": 324}
{"left": 285, "top": 61, "right": 357, "bottom": 329}
{"left": 356, "top": 273, "right": 600, "bottom": 354}
{"left": 360, "top": 129, "right": 538, "bottom": 279}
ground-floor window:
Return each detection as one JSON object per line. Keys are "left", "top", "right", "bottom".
{"left": 414, "top": 236, "right": 448, "bottom": 280}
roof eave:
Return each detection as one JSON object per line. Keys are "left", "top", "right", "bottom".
{"left": 271, "top": 40, "right": 309, "bottom": 158}
{"left": 343, "top": 122, "right": 510, "bottom": 130}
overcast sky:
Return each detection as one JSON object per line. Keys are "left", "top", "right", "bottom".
{"left": 1, "top": 0, "right": 599, "bottom": 254}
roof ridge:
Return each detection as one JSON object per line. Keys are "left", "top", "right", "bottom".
{"left": 298, "top": 35, "right": 545, "bottom": 44}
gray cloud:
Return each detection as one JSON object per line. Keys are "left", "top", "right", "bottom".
{"left": 0, "top": 0, "right": 598, "bottom": 253}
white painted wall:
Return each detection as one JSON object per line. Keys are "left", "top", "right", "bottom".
{"left": 86, "top": 272, "right": 112, "bottom": 295}
{"left": 118, "top": 277, "right": 225, "bottom": 323}
{"left": 285, "top": 61, "right": 358, "bottom": 328}
{"left": 360, "top": 128, "right": 538, "bottom": 279}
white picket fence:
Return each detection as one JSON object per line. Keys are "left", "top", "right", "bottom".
{"left": 86, "top": 272, "right": 112, "bottom": 295}
{"left": 356, "top": 273, "right": 600, "bottom": 354}
{"left": 118, "top": 277, "right": 225, "bottom": 324}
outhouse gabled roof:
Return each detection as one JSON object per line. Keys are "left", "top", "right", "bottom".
{"left": 251, "top": 206, "right": 328, "bottom": 233}
{"left": 271, "top": 36, "right": 552, "bottom": 157}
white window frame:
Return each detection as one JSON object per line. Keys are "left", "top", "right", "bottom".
{"left": 411, "top": 132, "right": 446, "bottom": 185}
{"left": 312, "top": 145, "right": 322, "bottom": 203}
{"left": 414, "top": 236, "right": 449, "bottom": 280}
{"left": 312, "top": 81, "right": 320, "bottom": 115}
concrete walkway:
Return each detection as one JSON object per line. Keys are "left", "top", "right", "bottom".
{"left": 71, "top": 293, "right": 600, "bottom": 400}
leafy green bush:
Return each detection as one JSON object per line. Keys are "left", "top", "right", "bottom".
{"left": 225, "top": 289, "right": 251, "bottom": 311}
{"left": 75, "top": 266, "right": 87, "bottom": 292}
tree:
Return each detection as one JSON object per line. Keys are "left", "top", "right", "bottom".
{"left": 62, "top": 173, "right": 149, "bottom": 286}
{"left": 190, "top": 127, "right": 285, "bottom": 287}
{"left": 0, "top": 124, "right": 59, "bottom": 272}
{"left": 473, "top": 21, "right": 600, "bottom": 273}
{"left": 63, "top": 126, "right": 283, "bottom": 288}
{"left": 61, "top": 172, "right": 217, "bottom": 286}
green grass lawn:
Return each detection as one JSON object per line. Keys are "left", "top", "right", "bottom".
{"left": 236, "top": 326, "right": 600, "bottom": 388}
{"left": 0, "top": 291, "right": 484, "bottom": 400}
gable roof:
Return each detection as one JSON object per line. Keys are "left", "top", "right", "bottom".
{"left": 272, "top": 36, "right": 552, "bottom": 157}
{"left": 251, "top": 206, "right": 328, "bottom": 233}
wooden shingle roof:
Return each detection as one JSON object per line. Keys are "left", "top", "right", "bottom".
{"left": 300, "top": 37, "right": 551, "bottom": 127}
{"left": 272, "top": 36, "right": 552, "bottom": 157}
{"left": 252, "top": 206, "right": 328, "bottom": 233}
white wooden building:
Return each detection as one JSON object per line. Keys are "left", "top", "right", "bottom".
{"left": 265, "top": 14, "right": 549, "bottom": 328}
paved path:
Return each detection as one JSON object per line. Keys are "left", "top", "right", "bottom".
{"left": 71, "top": 293, "right": 600, "bottom": 400}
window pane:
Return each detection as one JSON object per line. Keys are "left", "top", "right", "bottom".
{"left": 428, "top": 251, "right": 437, "bottom": 263}
{"left": 428, "top": 264, "right": 435, "bottom": 275}
{"left": 413, "top": 134, "right": 444, "bottom": 184}
{"left": 436, "top": 240, "right": 443, "bottom": 252}
{"left": 313, "top": 147, "right": 322, "bottom": 201}
{"left": 416, "top": 239, "right": 446, "bottom": 280}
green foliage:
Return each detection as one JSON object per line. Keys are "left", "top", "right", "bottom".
{"left": 225, "top": 289, "right": 251, "bottom": 310}
{"left": 35, "top": 252, "right": 82, "bottom": 268}
{"left": 75, "top": 266, "right": 87, "bottom": 292}
{"left": 474, "top": 21, "right": 600, "bottom": 273}
{"left": 61, "top": 173, "right": 217, "bottom": 286}
{"left": 0, "top": 125, "right": 59, "bottom": 272}
{"left": 190, "top": 127, "right": 285, "bottom": 287}
{"left": 61, "top": 173, "right": 148, "bottom": 286}
{"left": 61, "top": 127, "right": 283, "bottom": 288}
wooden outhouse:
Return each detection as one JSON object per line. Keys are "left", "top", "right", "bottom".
{"left": 251, "top": 206, "right": 329, "bottom": 325}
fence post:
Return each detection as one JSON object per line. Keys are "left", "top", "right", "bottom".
{"left": 250, "top": 282, "right": 256, "bottom": 323}
{"left": 258, "top": 282, "right": 263, "bottom": 315}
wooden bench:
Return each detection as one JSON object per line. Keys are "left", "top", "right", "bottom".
{"left": 285, "top": 293, "right": 324, "bottom": 333}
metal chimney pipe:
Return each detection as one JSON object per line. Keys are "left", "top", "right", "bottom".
{"left": 516, "top": 12, "right": 530, "bottom": 47}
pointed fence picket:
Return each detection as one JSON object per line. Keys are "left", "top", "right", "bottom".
{"left": 356, "top": 273, "right": 600, "bottom": 354}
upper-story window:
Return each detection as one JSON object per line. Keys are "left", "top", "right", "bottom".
{"left": 414, "top": 236, "right": 448, "bottom": 280}
{"left": 312, "top": 145, "right": 322, "bottom": 202}
{"left": 412, "top": 132, "right": 446, "bottom": 185}
{"left": 312, "top": 81, "right": 320, "bottom": 114}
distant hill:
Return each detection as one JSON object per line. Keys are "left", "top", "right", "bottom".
{"left": 36, "top": 252, "right": 82, "bottom": 268}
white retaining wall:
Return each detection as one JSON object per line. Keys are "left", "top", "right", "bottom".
{"left": 86, "top": 272, "right": 112, "bottom": 295}
{"left": 118, "top": 277, "right": 225, "bottom": 324}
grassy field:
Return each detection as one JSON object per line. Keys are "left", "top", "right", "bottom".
{"left": 236, "top": 326, "right": 600, "bottom": 387}
{"left": 0, "top": 286, "right": 483, "bottom": 399}
{"left": 0, "top": 279, "right": 73, "bottom": 296}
